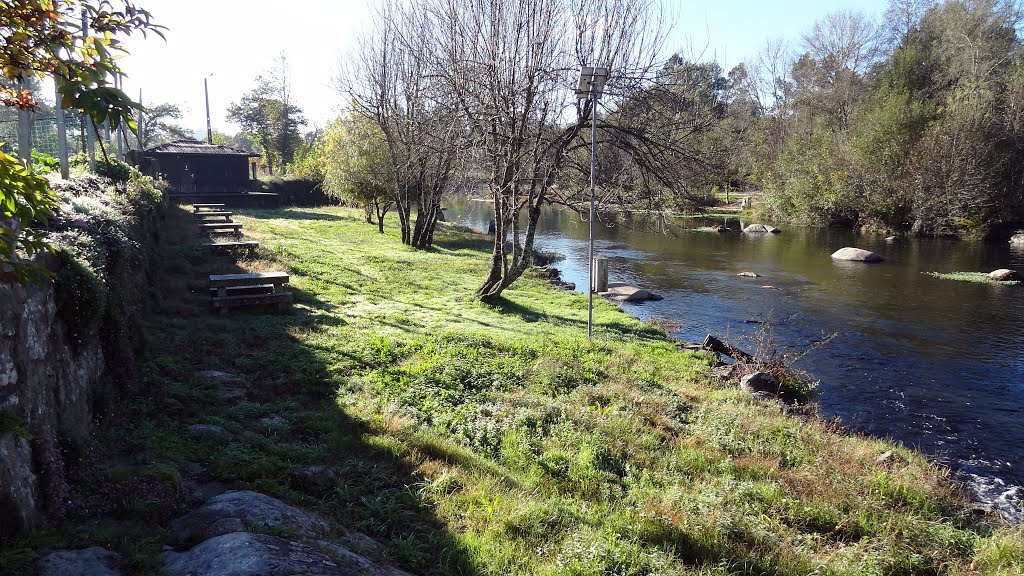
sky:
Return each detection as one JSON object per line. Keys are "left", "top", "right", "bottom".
{"left": 115, "top": 0, "right": 891, "bottom": 138}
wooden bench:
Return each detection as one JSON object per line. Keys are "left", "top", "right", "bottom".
{"left": 204, "top": 241, "right": 259, "bottom": 252}
{"left": 195, "top": 211, "right": 234, "bottom": 222}
{"left": 198, "top": 223, "right": 243, "bottom": 236}
{"left": 193, "top": 203, "right": 226, "bottom": 213}
{"left": 209, "top": 272, "right": 291, "bottom": 313}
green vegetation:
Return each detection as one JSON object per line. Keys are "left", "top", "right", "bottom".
{"left": 0, "top": 1, "right": 162, "bottom": 283}
{"left": 0, "top": 410, "right": 32, "bottom": 440}
{"left": 17, "top": 205, "right": 1009, "bottom": 575}
{"left": 48, "top": 170, "right": 163, "bottom": 365}
{"left": 924, "top": 272, "right": 1022, "bottom": 286}
{"left": 747, "top": 2, "right": 1024, "bottom": 237}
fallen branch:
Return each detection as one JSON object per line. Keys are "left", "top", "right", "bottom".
{"left": 702, "top": 334, "right": 756, "bottom": 363}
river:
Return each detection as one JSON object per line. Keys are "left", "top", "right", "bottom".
{"left": 448, "top": 199, "right": 1024, "bottom": 522}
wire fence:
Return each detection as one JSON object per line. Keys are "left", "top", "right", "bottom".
{"left": 0, "top": 111, "right": 132, "bottom": 163}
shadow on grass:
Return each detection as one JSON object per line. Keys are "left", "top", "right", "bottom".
{"left": 87, "top": 204, "right": 481, "bottom": 575}
{"left": 489, "top": 295, "right": 666, "bottom": 342}
{"left": 234, "top": 207, "right": 354, "bottom": 222}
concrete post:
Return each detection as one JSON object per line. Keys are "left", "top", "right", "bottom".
{"left": 17, "top": 107, "right": 31, "bottom": 166}
{"left": 592, "top": 256, "right": 608, "bottom": 293}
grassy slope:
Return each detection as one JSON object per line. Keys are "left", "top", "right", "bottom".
{"left": 8, "top": 205, "right": 1021, "bottom": 575}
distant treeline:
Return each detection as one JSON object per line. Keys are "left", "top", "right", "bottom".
{"left": 725, "top": 0, "right": 1024, "bottom": 238}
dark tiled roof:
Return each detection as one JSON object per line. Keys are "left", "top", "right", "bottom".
{"left": 144, "top": 140, "right": 258, "bottom": 156}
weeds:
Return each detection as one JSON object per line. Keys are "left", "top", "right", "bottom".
{"left": 924, "top": 271, "right": 1022, "bottom": 285}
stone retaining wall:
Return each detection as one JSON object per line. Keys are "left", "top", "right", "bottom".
{"left": 0, "top": 258, "right": 106, "bottom": 535}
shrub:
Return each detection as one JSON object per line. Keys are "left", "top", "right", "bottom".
{"left": 53, "top": 248, "right": 107, "bottom": 351}
{"left": 257, "top": 176, "right": 333, "bottom": 207}
{"left": 31, "top": 151, "right": 60, "bottom": 173}
{"left": 67, "top": 154, "right": 140, "bottom": 184}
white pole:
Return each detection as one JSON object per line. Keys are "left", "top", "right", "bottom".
{"left": 55, "top": 81, "right": 69, "bottom": 178}
{"left": 587, "top": 72, "right": 597, "bottom": 340}
{"left": 115, "top": 74, "right": 124, "bottom": 159}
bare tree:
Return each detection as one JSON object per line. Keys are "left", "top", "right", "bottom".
{"left": 799, "top": 10, "right": 882, "bottom": 128}
{"left": 339, "top": 0, "right": 463, "bottom": 248}
{"left": 430, "top": 0, "right": 713, "bottom": 301}
{"left": 882, "top": 0, "right": 935, "bottom": 47}
{"left": 342, "top": 0, "right": 721, "bottom": 300}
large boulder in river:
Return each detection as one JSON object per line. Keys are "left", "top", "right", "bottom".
{"left": 831, "top": 247, "right": 884, "bottom": 263}
{"left": 1010, "top": 233, "right": 1024, "bottom": 246}
{"left": 743, "top": 224, "right": 780, "bottom": 234}
{"left": 987, "top": 269, "right": 1021, "bottom": 281}
{"left": 601, "top": 283, "right": 664, "bottom": 303}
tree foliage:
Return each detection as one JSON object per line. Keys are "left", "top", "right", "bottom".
{"left": 137, "top": 102, "right": 190, "bottom": 148}
{"left": 227, "top": 54, "right": 306, "bottom": 175}
{"left": 318, "top": 112, "right": 393, "bottom": 232}
{"left": 1, "top": 0, "right": 162, "bottom": 282}
{"left": 749, "top": 0, "right": 1024, "bottom": 237}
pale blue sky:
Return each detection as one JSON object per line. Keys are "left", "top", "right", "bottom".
{"left": 118, "top": 0, "right": 890, "bottom": 137}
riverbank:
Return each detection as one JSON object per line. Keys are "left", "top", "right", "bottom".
{"left": 4, "top": 205, "right": 1022, "bottom": 575}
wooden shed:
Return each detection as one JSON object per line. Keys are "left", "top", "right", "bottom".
{"left": 134, "top": 140, "right": 258, "bottom": 196}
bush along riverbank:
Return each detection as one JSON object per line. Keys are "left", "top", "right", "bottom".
{"left": 4, "top": 205, "right": 1023, "bottom": 575}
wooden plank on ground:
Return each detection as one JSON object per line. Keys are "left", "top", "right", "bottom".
{"left": 209, "top": 271, "right": 288, "bottom": 289}
{"left": 194, "top": 211, "right": 233, "bottom": 218}
{"left": 193, "top": 203, "right": 225, "bottom": 212}
{"left": 212, "top": 291, "right": 293, "bottom": 313}
{"left": 198, "top": 223, "right": 242, "bottom": 232}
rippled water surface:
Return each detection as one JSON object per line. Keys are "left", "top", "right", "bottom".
{"left": 449, "top": 200, "right": 1024, "bottom": 520}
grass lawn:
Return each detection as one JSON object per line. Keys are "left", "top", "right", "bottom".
{"left": 7, "top": 204, "right": 1021, "bottom": 575}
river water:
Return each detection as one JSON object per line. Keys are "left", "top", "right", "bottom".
{"left": 448, "top": 200, "right": 1024, "bottom": 521}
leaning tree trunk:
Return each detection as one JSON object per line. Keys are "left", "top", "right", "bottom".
{"left": 410, "top": 202, "right": 438, "bottom": 249}
{"left": 476, "top": 190, "right": 544, "bottom": 302}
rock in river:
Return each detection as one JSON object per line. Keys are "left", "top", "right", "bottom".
{"left": 600, "top": 283, "right": 664, "bottom": 303}
{"left": 1010, "top": 232, "right": 1024, "bottom": 246}
{"left": 987, "top": 269, "right": 1021, "bottom": 282}
{"left": 743, "top": 224, "right": 780, "bottom": 234}
{"left": 831, "top": 247, "right": 884, "bottom": 263}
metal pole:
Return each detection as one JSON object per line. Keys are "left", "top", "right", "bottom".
{"left": 204, "top": 77, "right": 213, "bottom": 144}
{"left": 587, "top": 74, "right": 597, "bottom": 340}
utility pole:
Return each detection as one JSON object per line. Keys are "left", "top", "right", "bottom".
{"left": 204, "top": 76, "right": 213, "bottom": 144}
